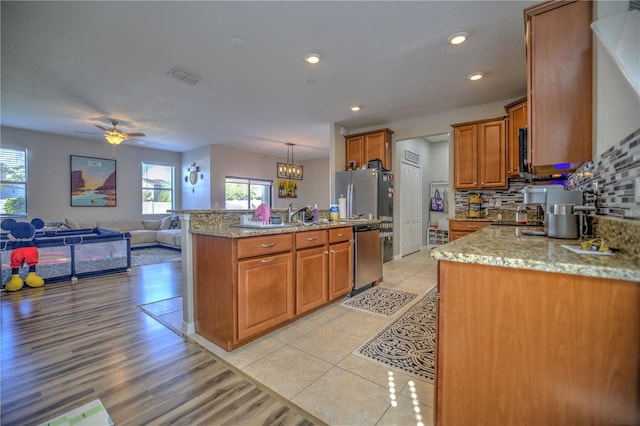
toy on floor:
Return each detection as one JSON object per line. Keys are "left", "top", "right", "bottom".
{"left": 1, "top": 218, "right": 45, "bottom": 291}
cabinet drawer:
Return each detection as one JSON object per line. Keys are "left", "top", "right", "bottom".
{"left": 329, "top": 227, "right": 352, "bottom": 243}
{"left": 295, "top": 230, "right": 327, "bottom": 249}
{"left": 237, "top": 234, "right": 293, "bottom": 259}
{"left": 449, "top": 221, "right": 490, "bottom": 232}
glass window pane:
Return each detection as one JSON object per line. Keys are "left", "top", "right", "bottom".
{"left": 225, "top": 177, "right": 272, "bottom": 210}
{"left": 0, "top": 148, "right": 27, "bottom": 216}
{"left": 142, "top": 163, "right": 174, "bottom": 214}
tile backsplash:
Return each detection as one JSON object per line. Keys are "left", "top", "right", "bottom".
{"left": 567, "top": 127, "right": 640, "bottom": 220}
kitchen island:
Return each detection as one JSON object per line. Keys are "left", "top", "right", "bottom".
{"left": 181, "top": 210, "right": 379, "bottom": 351}
{"left": 430, "top": 225, "right": 640, "bottom": 425}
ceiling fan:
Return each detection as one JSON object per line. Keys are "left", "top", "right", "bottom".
{"left": 95, "top": 120, "right": 146, "bottom": 145}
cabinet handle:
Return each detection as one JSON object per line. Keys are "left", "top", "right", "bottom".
{"left": 467, "top": 225, "right": 478, "bottom": 229}
{"left": 324, "top": 251, "right": 329, "bottom": 255}
{"left": 330, "top": 249, "right": 335, "bottom": 253}
{"left": 307, "top": 237, "right": 318, "bottom": 241}
{"left": 261, "top": 258, "right": 275, "bottom": 264}
{"left": 337, "top": 233, "right": 345, "bottom": 237}
{"left": 260, "top": 242, "right": 276, "bottom": 248}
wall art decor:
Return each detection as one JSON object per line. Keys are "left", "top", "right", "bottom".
{"left": 70, "top": 155, "right": 117, "bottom": 207}
{"left": 277, "top": 179, "right": 297, "bottom": 198}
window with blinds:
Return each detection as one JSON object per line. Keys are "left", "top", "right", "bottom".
{"left": 0, "top": 147, "right": 27, "bottom": 216}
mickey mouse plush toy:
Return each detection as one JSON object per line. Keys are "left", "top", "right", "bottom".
{"left": 1, "top": 218, "right": 45, "bottom": 291}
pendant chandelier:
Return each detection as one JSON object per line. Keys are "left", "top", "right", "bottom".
{"left": 277, "top": 143, "right": 303, "bottom": 180}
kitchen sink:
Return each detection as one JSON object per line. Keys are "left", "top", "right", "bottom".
{"left": 231, "top": 223, "right": 293, "bottom": 229}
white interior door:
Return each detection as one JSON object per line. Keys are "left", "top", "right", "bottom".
{"left": 400, "top": 161, "right": 422, "bottom": 256}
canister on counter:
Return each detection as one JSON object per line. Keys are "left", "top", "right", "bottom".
{"left": 330, "top": 204, "right": 339, "bottom": 221}
{"left": 468, "top": 193, "right": 483, "bottom": 218}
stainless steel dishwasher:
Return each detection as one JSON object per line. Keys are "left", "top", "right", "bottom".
{"left": 350, "top": 223, "right": 382, "bottom": 295}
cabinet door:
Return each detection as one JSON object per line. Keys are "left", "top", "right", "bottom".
{"left": 365, "top": 131, "right": 390, "bottom": 170}
{"left": 345, "top": 135, "right": 364, "bottom": 170}
{"left": 329, "top": 241, "right": 352, "bottom": 300}
{"left": 453, "top": 125, "right": 478, "bottom": 189}
{"left": 478, "top": 119, "right": 507, "bottom": 189}
{"left": 506, "top": 99, "right": 527, "bottom": 178}
{"left": 237, "top": 252, "right": 294, "bottom": 341}
{"left": 527, "top": 0, "right": 592, "bottom": 169}
{"left": 296, "top": 246, "right": 329, "bottom": 314}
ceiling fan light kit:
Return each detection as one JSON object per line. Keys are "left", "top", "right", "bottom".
{"left": 96, "top": 120, "right": 146, "bottom": 146}
{"left": 105, "top": 131, "right": 125, "bottom": 145}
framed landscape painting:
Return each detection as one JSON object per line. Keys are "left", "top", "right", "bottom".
{"left": 70, "top": 155, "right": 117, "bottom": 207}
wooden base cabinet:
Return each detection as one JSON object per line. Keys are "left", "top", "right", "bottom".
{"left": 436, "top": 261, "right": 640, "bottom": 425}
{"left": 237, "top": 252, "right": 294, "bottom": 340}
{"left": 448, "top": 220, "right": 490, "bottom": 241}
{"left": 194, "top": 227, "right": 354, "bottom": 351}
{"left": 296, "top": 230, "right": 329, "bottom": 314}
{"left": 328, "top": 227, "right": 353, "bottom": 299}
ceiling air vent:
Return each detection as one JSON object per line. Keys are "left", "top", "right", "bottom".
{"left": 167, "top": 67, "right": 200, "bottom": 85}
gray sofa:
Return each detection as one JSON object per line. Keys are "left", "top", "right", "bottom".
{"left": 63, "top": 216, "right": 181, "bottom": 249}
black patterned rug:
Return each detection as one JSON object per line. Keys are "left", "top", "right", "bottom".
{"left": 355, "top": 285, "right": 438, "bottom": 382}
{"left": 341, "top": 287, "right": 418, "bottom": 317}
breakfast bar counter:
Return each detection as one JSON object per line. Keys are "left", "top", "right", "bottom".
{"left": 430, "top": 225, "right": 640, "bottom": 426}
{"left": 431, "top": 225, "right": 640, "bottom": 282}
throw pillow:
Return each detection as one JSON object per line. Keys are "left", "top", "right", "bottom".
{"left": 159, "top": 216, "right": 172, "bottom": 230}
{"left": 64, "top": 217, "right": 80, "bottom": 229}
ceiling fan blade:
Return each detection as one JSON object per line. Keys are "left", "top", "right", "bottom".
{"left": 74, "top": 130, "right": 101, "bottom": 135}
{"left": 95, "top": 124, "right": 109, "bottom": 131}
{"left": 125, "top": 132, "right": 146, "bottom": 137}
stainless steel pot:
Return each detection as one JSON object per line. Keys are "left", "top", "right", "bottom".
{"left": 545, "top": 204, "right": 579, "bottom": 239}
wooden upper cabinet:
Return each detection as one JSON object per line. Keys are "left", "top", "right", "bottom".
{"left": 345, "top": 128, "right": 393, "bottom": 171}
{"left": 525, "top": 0, "right": 592, "bottom": 173}
{"left": 453, "top": 117, "right": 507, "bottom": 190}
{"left": 505, "top": 97, "right": 527, "bottom": 178}
{"left": 345, "top": 135, "right": 364, "bottom": 170}
{"left": 453, "top": 124, "right": 478, "bottom": 189}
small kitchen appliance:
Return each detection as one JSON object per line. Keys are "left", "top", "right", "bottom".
{"left": 521, "top": 185, "right": 584, "bottom": 237}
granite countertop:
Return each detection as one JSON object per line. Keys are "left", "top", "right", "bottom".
{"left": 189, "top": 219, "right": 378, "bottom": 238}
{"left": 431, "top": 225, "right": 640, "bottom": 282}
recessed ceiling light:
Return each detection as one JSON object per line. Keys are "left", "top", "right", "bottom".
{"left": 468, "top": 72, "right": 483, "bottom": 81}
{"left": 305, "top": 53, "right": 321, "bottom": 64}
{"left": 350, "top": 105, "right": 361, "bottom": 112}
{"left": 448, "top": 32, "right": 469, "bottom": 45}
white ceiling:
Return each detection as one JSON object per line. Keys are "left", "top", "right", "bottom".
{"left": 1, "top": 1, "right": 536, "bottom": 160}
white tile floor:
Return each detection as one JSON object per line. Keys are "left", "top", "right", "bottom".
{"left": 190, "top": 250, "right": 438, "bottom": 426}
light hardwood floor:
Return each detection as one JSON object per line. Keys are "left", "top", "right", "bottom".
{"left": 0, "top": 262, "right": 317, "bottom": 425}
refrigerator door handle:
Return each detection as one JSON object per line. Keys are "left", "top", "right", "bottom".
{"left": 347, "top": 184, "right": 353, "bottom": 219}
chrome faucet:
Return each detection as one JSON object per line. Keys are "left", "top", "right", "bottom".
{"left": 287, "top": 203, "right": 309, "bottom": 223}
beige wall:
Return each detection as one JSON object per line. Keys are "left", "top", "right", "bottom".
{"left": 197, "top": 144, "right": 330, "bottom": 210}
{"left": 1, "top": 126, "right": 182, "bottom": 224}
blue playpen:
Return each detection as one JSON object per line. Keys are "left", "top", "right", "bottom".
{"left": 1, "top": 228, "right": 131, "bottom": 286}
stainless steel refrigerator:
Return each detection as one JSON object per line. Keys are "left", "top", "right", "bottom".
{"left": 335, "top": 169, "right": 394, "bottom": 262}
